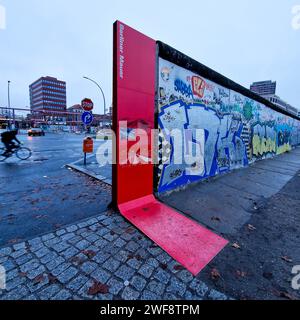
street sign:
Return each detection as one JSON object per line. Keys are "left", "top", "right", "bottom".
{"left": 81, "top": 98, "right": 94, "bottom": 112}
{"left": 82, "top": 111, "right": 94, "bottom": 125}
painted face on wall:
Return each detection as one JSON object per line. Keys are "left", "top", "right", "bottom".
{"left": 161, "top": 67, "right": 171, "bottom": 82}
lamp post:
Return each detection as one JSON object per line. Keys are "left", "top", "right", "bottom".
{"left": 83, "top": 76, "right": 106, "bottom": 115}
{"left": 7, "top": 80, "right": 11, "bottom": 129}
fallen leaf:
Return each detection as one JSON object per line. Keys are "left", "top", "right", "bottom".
{"left": 34, "top": 274, "right": 45, "bottom": 284}
{"left": 231, "top": 242, "right": 241, "bottom": 249}
{"left": 281, "top": 256, "right": 293, "bottom": 263}
{"left": 19, "top": 272, "right": 27, "bottom": 278}
{"left": 82, "top": 250, "right": 96, "bottom": 259}
{"left": 173, "top": 264, "right": 185, "bottom": 271}
{"left": 210, "top": 268, "right": 221, "bottom": 280}
{"left": 211, "top": 216, "right": 221, "bottom": 222}
{"left": 280, "top": 291, "right": 297, "bottom": 300}
{"left": 236, "top": 270, "right": 247, "bottom": 278}
{"left": 88, "top": 281, "right": 109, "bottom": 295}
{"left": 160, "top": 263, "right": 168, "bottom": 270}
{"left": 48, "top": 274, "right": 58, "bottom": 284}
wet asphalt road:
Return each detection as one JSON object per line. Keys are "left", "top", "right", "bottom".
{"left": 0, "top": 133, "right": 111, "bottom": 247}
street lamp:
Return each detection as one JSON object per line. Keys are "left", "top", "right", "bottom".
{"left": 7, "top": 80, "right": 11, "bottom": 129}
{"left": 83, "top": 76, "right": 106, "bottom": 115}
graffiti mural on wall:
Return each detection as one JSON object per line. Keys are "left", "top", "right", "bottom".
{"left": 157, "top": 58, "right": 300, "bottom": 193}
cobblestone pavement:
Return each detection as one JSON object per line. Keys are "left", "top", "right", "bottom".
{"left": 0, "top": 210, "right": 230, "bottom": 300}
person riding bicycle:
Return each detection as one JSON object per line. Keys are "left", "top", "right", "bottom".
{"left": 1, "top": 129, "right": 21, "bottom": 156}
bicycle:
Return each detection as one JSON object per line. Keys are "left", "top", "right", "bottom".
{"left": 0, "top": 144, "right": 32, "bottom": 162}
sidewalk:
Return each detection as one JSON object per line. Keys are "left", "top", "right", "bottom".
{"left": 66, "top": 155, "right": 112, "bottom": 185}
{"left": 0, "top": 210, "right": 230, "bottom": 300}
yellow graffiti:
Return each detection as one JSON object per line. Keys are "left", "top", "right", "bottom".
{"left": 276, "top": 143, "right": 291, "bottom": 155}
{"left": 252, "top": 135, "right": 276, "bottom": 156}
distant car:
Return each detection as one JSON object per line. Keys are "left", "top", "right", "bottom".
{"left": 28, "top": 128, "right": 45, "bottom": 136}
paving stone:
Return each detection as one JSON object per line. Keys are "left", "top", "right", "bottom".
{"left": 166, "top": 277, "right": 186, "bottom": 297}
{"left": 131, "top": 276, "right": 147, "bottom": 291}
{"left": 28, "top": 237, "right": 42, "bottom": 246}
{"left": 80, "top": 261, "right": 98, "bottom": 274}
{"left": 147, "top": 280, "right": 165, "bottom": 296}
{"left": 101, "top": 218, "right": 113, "bottom": 226}
{"left": 153, "top": 268, "right": 171, "bottom": 285}
{"left": 115, "top": 265, "right": 135, "bottom": 282}
{"left": 27, "top": 274, "right": 49, "bottom": 293}
{"left": 66, "top": 275, "right": 89, "bottom": 291}
{"left": 68, "top": 235, "right": 83, "bottom": 245}
{"left": 103, "top": 258, "right": 121, "bottom": 273}
{"left": 35, "top": 247, "right": 51, "bottom": 258}
{"left": 51, "top": 262, "right": 71, "bottom": 277}
{"left": 103, "top": 233, "right": 118, "bottom": 242}
{"left": 1, "top": 259, "right": 15, "bottom": 272}
{"left": 184, "top": 290, "right": 203, "bottom": 300}
{"left": 88, "top": 224, "right": 100, "bottom": 232}
{"left": 13, "top": 242, "right": 26, "bottom": 251}
{"left": 94, "top": 239, "right": 109, "bottom": 249}
{"left": 120, "top": 233, "right": 133, "bottom": 241}
{"left": 52, "top": 242, "right": 70, "bottom": 253}
{"left": 6, "top": 276, "right": 26, "bottom": 291}
{"left": 61, "top": 247, "right": 80, "bottom": 260}
{"left": 75, "top": 240, "right": 90, "bottom": 250}
{"left": 52, "top": 289, "right": 72, "bottom": 300}
{"left": 6, "top": 268, "right": 19, "bottom": 281}
{"left": 103, "top": 244, "right": 119, "bottom": 255}
{"left": 44, "top": 237, "right": 61, "bottom": 247}
{"left": 127, "top": 258, "right": 143, "bottom": 270}
{"left": 138, "top": 264, "right": 155, "bottom": 279}
{"left": 176, "top": 270, "right": 194, "bottom": 283}
{"left": 45, "top": 256, "right": 65, "bottom": 271}
{"left": 189, "top": 279, "right": 209, "bottom": 297}
{"left": 146, "top": 257, "right": 160, "bottom": 268}
{"left": 0, "top": 247, "right": 12, "bottom": 257}
{"left": 156, "top": 252, "right": 172, "bottom": 264}
{"left": 20, "top": 259, "right": 40, "bottom": 273}
{"left": 60, "top": 232, "right": 76, "bottom": 241}
{"left": 15, "top": 253, "right": 34, "bottom": 266}
{"left": 92, "top": 252, "right": 110, "bottom": 264}
{"left": 77, "top": 279, "right": 94, "bottom": 299}
{"left": 29, "top": 242, "right": 44, "bottom": 252}
{"left": 121, "top": 286, "right": 140, "bottom": 300}
{"left": 107, "top": 278, "right": 124, "bottom": 295}
{"left": 56, "top": 229, "right": 66, "bottom": 236}
{"left": 91, "top": 268, "right": 111, "bottom": 284}
{"left": 115, "top": 250, "right": 130, "bottom": 263}
{"left": 147, "top": 245, "right": 163, "bottom": 257}
{"left": 141, "top": 290, "right": 161, "bottom": 300}
{"left": 208, "top": 289, "right": 228, "bottom": 300}
{"left": 135, "top": 248, "right": 149, "bottom": 259}
{"left": 77, "top": 221, "right": 89, "bottom": 228}
{"left": 125, "top": 241, "right": 140, "bottom": 253}
{"left": 85, "top": 234, "right": 100, "bottom": 243}
{"left": 2, "top": 285, "right": 28, "bottom": 300}
{"left": 66, "top": 225, "right": 78, "bottom": 233}
{"left": 96, "top": 228, "right": 110, "bottom": 237}
{"left": 163, "top": 293, "right": 179, "bottom": 300}
{"left": 40, "top": 251, "right": 58, "bottom": 264}
{"left": 23, "top": 294, "right": 37, "bottom": 300}
{"left": 113, "top": 238, "right": 126, "bottom": 249}
{"left": 38, "top": 284, "right": 61, "bottom": 300}
{"left": 57, "top": 266, "right": 78, "bottom": 284}
{"left": 96, "top": 214, "right": 108, "bottom": 222}
{"left": 10, "top": 249, "right": 27, "bottom": 259}
{"left": 41, "top": 233, "right": 55, "bottom": 242}
{"left": 27, "top": 265, "right": 46, "bottom": 280}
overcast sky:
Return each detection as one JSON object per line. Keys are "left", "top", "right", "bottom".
{"left": 0, "top": 0, "right": 299, "bottom": 114}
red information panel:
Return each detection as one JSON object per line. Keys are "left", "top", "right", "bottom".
{"left": 113, "top": 21, "right": 156, "bottom": 205}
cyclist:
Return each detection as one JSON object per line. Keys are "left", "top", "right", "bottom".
{"left": 1, "top": 129, "right": 21, "bottom": 156}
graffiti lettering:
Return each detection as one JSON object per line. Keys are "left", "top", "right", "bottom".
{"left": 174, "top": 79, "right": 193, "bottom": 99}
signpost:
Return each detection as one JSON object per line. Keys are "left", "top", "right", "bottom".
{"left": 81, "top": 98, "right": 94, "bottom": 165}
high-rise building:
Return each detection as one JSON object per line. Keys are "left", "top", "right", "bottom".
{"left": 250, "top": 80, "right": 276, "bottom": 96}
{"left": 250, "top": 80, "right": 298, "bottom": 116}
{"left": 29, "top": 76, "right": 67, "bottom": 113}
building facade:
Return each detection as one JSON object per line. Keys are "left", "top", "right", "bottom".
{"left": 29, "top": 77, "right": 67, "bottom": 123}
{"left": 250, "top": 80, "right": 276, "bottom": 96}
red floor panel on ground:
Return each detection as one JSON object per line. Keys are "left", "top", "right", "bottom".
{"left": 119, "top": 195, "right": 228, "bottom": 276}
